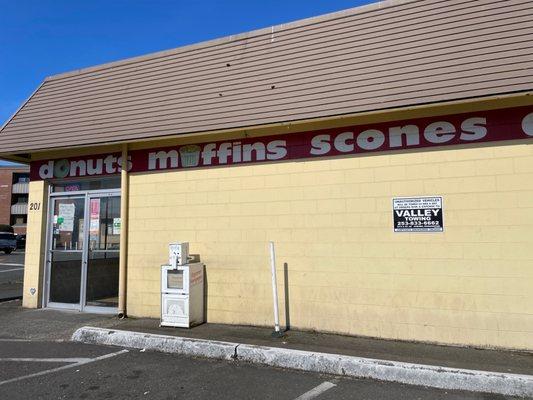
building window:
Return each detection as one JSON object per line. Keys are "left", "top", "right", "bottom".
{"left": 51, "top": 177, "right": 121, "bottom": 193}
{"left": 11, "top": 215, "right": 27, "bottom": 226}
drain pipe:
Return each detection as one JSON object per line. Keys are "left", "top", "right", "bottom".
{"left": 269, "top": 241, "right": 284, "bottom": 338}
{"left": 118, "top": 144, "right": 129, "bottom": 319}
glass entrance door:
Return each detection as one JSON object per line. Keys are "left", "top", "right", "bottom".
{"left": 46, "top": 191, "right": 120, "bottom": 313}
{"left": 48, "top": 197, "right": 85, "bottom": 309}
{"left": 85, "top": 195, "right": 120, "bottom": 310}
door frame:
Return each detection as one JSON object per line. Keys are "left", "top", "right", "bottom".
{"left": 43, "top": 188, "right": 121, "bottom": 313}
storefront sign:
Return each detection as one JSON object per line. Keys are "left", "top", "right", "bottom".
{"left": 32, "top": 153, "right": 131, "bottom": 181}
{"left": 393, "top": 197, "right": 443, "bottom": 232}
{"left": 30, "top": 106, "right": 533, "bottom": 180}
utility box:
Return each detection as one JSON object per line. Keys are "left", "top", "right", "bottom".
{"left": 161, "top": 243, "right": 204, "bottom": 328}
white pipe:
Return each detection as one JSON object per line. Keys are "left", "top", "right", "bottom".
{"left": 269, "top": 241, "right": 281, "bottom": 334}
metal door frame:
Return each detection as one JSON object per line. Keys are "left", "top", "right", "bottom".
{"left": 83, "top": 191, "right": 120, "bottom": 314}
{"left": 43, "top": 188, "right": 120, "bottom": 313}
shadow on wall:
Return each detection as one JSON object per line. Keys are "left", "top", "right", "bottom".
{"left": 203, "top": 263, "right": 208, "bottom": 324}
{"left": 284, "top": 262, "right": 291, "bottom": 332}
{"left": 200, "top": 260, "right": 289, "bottom": 329}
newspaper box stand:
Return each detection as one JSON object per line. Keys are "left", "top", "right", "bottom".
{"left": 160, "top": 242, "right": 204, "bottom": 328}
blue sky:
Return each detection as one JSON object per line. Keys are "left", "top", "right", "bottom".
{"left": 0, "top": 0, "right": 372, "bottom": 166}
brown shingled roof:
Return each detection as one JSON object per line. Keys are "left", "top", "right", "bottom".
{"left": 1, "top": 0, "right": 533, "bottom": 155}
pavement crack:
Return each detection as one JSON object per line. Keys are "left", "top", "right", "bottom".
{"left": 231, "top": 344, "right": 239, "bottom": 360}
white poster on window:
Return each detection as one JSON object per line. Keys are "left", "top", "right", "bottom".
{"left": 113, "top": 218, "right": 121, "bottom": 235}
{"left": 89, "top": 199, "right": 100, "bottom": 235}
{"left": 58, "top": 203, "right": 75, "bottom": 232}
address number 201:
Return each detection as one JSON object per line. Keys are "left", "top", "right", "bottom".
{"left": 29, "top": 202, "right": 41, "bottom": 211}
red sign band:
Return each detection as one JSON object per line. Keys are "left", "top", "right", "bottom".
{"left": 31, "top": 106, "right": 533, "bottom": 180}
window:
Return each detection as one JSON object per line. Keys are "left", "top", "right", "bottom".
{"left": 52, "top": 177, "right": 121, "bottom": 193}
{"left": 14, "top": 217, "right": 26, "bottom": 226}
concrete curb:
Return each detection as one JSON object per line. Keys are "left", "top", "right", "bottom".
{"left": 72, "top": 326, "right": 238, "bottom": 360}
{"left": 72, "top": 326, "right": 533, "bottom": 397}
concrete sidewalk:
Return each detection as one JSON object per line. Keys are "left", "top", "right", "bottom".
{"left": 0, "top": 300, "right": 117, "bottom": 341}
{"left": 96, "top": 317, "right": 533, "bottom": 376}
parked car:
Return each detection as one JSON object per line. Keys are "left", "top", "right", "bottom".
{"left": 16, "top": 234, "right": 26, "bottom": 249}
{"left": 0, "top": 225, "right": 13, "bottom": 233}
{"left": 0, "top": 231, "right": 17, "bottom": 254}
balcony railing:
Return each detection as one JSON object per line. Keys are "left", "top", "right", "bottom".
{"left": 11, "top": 203, "right": 28, "bottom": 215}
{"left": 12, "top": 182, "right": 29, "bottom": 194}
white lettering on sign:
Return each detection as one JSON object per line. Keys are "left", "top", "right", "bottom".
{"left": 460, "top": 117, "right": 487, "bottom": 141}
{"left": 39, "top": 162, "right": 53, "bottom": 179}
{"left": 423, "top": 121, "right": 456, "bottom": 144}
{"left": 37, "top": 155, "right": 131, "bottom": 180}
{"left": 30, "top": 107, "right": 533, "bottom": 180}
{"left": 202, "top": 143, "right": 217, "bottom": 165}
{"left": 70, "top": 160, "right": 87, "bottom": 176}
{"left": 149, "top": 150, "right": 179, "bottom": 170}
{"left": 309, "top": 117, "right": 488, "bottom": 154}
{"left": 395, "top": 209, "right": 440, "bottom": 217}
{"left": 148, "top": 139, "right": 288, "bottom": 170}
{"left": 89, "top": 159, "right": 103, "bottom": 175}
{"left": 310, "top": 134, "right": 331, "bottom": 155}
{"left": 266, "top": 140, "right": 288, "bottom": 160}
{"left": 357, "top": 129, "right": 385, "bottom": 150}
{"left": 334, "top": 132, "right": 354, "bottom": 153}
{"left": 522, "top": 112, "right": 533, "bottom": 136}
{"left": 389, "top": 125, "right": 420, "bottom": 148}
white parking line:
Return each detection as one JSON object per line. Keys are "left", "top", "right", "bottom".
{"left": 0, "top": 349, "right": 129, "bottom": 386}
{"left": 0, "top": 263, "right": 24, "bottom": 267}
{"left": 294, "top": 381, "right": 336, "bottom": 400}
{"left": 0, "top": 357, "right": 92, "bottom": 363}
{"left": 0, "top": 268, "right": 24, "bottom": 273}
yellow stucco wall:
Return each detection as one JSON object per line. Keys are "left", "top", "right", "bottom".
{"left": 22, "top": 95, "right": 533, "bottom": 350}
{"left": 22, "top": 180, "right": 47, "bottom": 308}
{"left": 126, "top": 140, "right": 533, "bottom": 350}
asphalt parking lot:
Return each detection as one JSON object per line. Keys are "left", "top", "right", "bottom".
{"left": 0, "top": 337, "right": 521, "bottom": 400}
{"left": 0, "top": 250, "right": 24, "bottom": 301}
{"left": 0, "top": 265, "right": 527, "bottom": 399}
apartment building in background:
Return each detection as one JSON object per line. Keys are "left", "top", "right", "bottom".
{"left": 0, "top": 165, "right": 30, "bottom": 234}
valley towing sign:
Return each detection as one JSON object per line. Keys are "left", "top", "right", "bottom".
{"left": 393, "top": 196, "right": 443, "bottom": 232}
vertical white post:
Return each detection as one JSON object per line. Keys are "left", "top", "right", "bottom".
{"left": 269, "top": 241, "right": 282, "bottom": 336}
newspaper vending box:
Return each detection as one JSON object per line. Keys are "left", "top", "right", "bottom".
{"left": 161, "top": 242, "right": 204, "bottom": 328}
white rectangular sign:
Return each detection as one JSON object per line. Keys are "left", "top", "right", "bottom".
{"left": 393, "top": 196, "right": 443, "bottom": 232}
{"left": 58, "top": 203, "right": 75, "bottom": 232}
